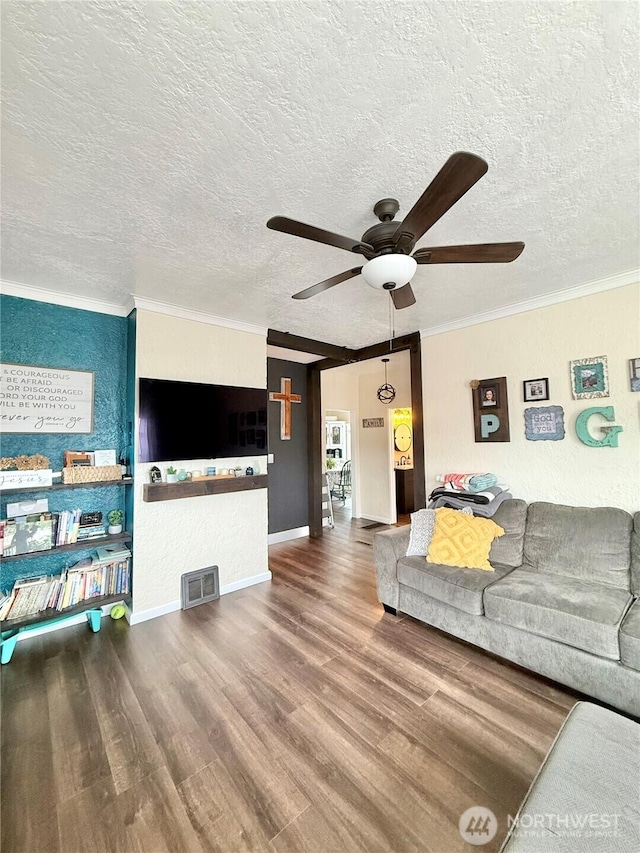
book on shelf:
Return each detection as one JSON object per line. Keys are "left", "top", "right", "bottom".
{"left": 96, "top": 543, "right": 131, "bottom": 563}
{"left": 52, "top": 509, "right": 82, "bottom": 547}
{"left": 0, "top": 553, "right": 131, "bottom": 622}
{"left": 76, "top": 526, "right": 107, "bottom": 540}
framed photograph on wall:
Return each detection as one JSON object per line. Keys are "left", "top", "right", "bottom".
{"left": 629, "top": 358, "right": 640, "bottom": 392}
{"left": 523, "top": 377, "right": 549, "bottom": 402}
{"left": 472, "top": 376, "right": 510, "bottom": 442}
{"left": 479, "top": 382, "right": 499, "bottom": 408}
{"left": 570, "top": 356, "right": 609, "bottom": 399}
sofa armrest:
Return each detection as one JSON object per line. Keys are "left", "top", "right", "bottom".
{"left": 373, "top": 526, "right": 410, "bottom": 611}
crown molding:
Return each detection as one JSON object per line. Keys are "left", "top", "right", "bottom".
{"left": 420, "top": 267, "right": 640, "bottom": 338}
{"left": 0, "top": 282, "right": 268, "bottom": 335}
{"left": 131, "top": 296, "right": 267, "bottom": 337}
{"left": 0, "top": 279, "right": 129, "bottom": 317}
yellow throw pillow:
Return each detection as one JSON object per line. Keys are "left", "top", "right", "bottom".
{"left": 427, "top": 508, "right": 505, "bottom": 571}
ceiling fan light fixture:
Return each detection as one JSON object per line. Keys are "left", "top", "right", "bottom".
{"left": 360, "top": 254, "right": 417, "bottom": 291}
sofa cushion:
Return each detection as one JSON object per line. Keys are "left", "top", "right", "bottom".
{"left": 427, "top": 509, "right": 504, "bottom": 571}
{"left": 484, "top": 567, "right": 632, "bottom": 659}
{"left": 620, "top": 598, "right": 640, "bottom": 672}
{"left": 631, "top": 512, "right": 640, "bottom": 595}
{"left": 406, "top": 507, "right": 472, "bottom": 557}
{"left": 488, "top": 499, "right": 528, "bottom": 567}
{"left": 397, "top": 556, "right": 514, "bottom": 615}
{"left": 523, "top": 502, "right": 632, "bottom": 590}
{"left": 501, "top": 701, "right": 640, "bottom": 852}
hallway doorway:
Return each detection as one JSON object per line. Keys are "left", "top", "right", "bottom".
{"left": 321, "top": 351, "right": 412, "bottom": 530}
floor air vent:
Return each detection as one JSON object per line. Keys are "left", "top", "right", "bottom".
{"left": 181, "top": 566, "right": 220, "bottom": 609}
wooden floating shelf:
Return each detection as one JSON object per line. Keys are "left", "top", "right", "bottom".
{"left": 143, "top": 474, "right": 268, "bottom": 502}
{"left": 0, "top": 477, "right": 133, "bottom": 494}
{"left": 0, "top": 531, "right": 132, "bottom": 564}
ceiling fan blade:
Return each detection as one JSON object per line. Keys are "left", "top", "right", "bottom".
{"left": 390, "top": 283, "right": 416, "bottom": 310}
{"left": 292, "top": 267, "right": 362, "bottom": 300}
{"left": 394, "top": 152, "right": 488, "bottom": 251}
{"left": 268, "top": 216, "right": 374, "bottom": 256}
{"left": 413, "top": 242, "right": 525, "bottom": 264}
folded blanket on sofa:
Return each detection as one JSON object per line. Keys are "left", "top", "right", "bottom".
{"left": 429, "top": 484, "right": 508, "bottom": 505}
{"left": 436, "top": 472, "right": 499, "bottom": 492}
{"left": 431, "top": 490, "right": 513, "bottom": 517}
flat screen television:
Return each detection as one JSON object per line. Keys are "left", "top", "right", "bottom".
{"left": 138, "top": 378, "right": 268, "bottom": 463}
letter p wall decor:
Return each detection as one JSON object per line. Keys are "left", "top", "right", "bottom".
{"left": 472, "top": 377, "right": 510, "bottom": 442}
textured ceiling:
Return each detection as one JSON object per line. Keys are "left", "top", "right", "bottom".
{"left": 2, "top": 1, "right": 639, "bottom": 348}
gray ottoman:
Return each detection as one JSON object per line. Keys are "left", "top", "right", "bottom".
{"left": 501, "top": 702, "right": 640, "bottom": 852}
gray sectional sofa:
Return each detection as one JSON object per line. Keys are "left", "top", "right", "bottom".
{"left": 374, "top": 501, "right": 640, "bottom": 717}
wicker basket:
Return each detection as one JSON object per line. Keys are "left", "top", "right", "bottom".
{"left": 61, "top": 465, "right": 123, "bottom": 484}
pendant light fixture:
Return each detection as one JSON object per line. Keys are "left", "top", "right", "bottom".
{"left": 377, "top": 358, "right": 396, "bottom": 404}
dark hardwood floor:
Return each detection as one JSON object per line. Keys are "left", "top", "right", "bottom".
{"left": 1, "top": 509, "right": 577, "bottom": 852}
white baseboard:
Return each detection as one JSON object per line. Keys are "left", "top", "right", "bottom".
{"left": 13, "top": 600, "right": 125, "bottom": 642}
{"left": 220, "top": 571, "right": 272, "bottom": 595}
{"left": 126, "top": 599, "right": 181, "bottom": 625}
{"left": 128, "top": 570, "right": 273, "bottom": 625}
{"left": 268, "top": 526, "right": 310, "bottom": 544}
{"left": 357, "top": 513, "right": 395, "bottom": 525}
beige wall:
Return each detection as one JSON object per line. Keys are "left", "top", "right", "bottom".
{"left": 422, "top": 283, "right": 640, "bottom": 512}
{"left": 132, "top": 310, "right": 269, "bottom": 618}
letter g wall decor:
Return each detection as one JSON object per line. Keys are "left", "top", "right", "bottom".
{"left": 575, "top": 406, "right": 623, "bottom": 447}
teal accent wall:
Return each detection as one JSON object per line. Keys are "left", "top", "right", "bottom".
{"left": 0, "top": 296, "right": 129, "bottom": 590}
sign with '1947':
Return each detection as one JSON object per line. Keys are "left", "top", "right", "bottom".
{"left": 0, "top": 363, "right": 94, "bottom": 433}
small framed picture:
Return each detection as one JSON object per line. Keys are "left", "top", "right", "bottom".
{"left": 479, "top": 383, "right": 499, "bottom": 407}
{"left": 629, "top": 358, "right": 640, "bottom": 392}
{"left": 523, "top": 378, "right": 549, "bottom": 402}
{"left": 570, "top": 355, "right": 609, "bottom": 399}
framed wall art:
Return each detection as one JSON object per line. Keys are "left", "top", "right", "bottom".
{"left": 570, "top": 356, "right": 609, "bottom": 400}
{"left": 0, "top": 362, "right": 94, "bottom": 433}
{"left": 524, "top": 406, "right": 565, "bottom": 441}
{"left": 472, "top": 376, "right": 510, "bottom": 442}
{"left": 629, "top": 358, "right": 640, "bottom": 392}
{"left": 523, "top": 378, "right": 549, "bottom": 402}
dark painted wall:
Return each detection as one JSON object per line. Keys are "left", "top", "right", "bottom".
{"left": 267, "top": 359, "right": 308, "bottom": 534}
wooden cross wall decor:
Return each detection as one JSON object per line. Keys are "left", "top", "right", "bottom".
{"left": 269, "top": 377, "right": 302, "bottom": 440}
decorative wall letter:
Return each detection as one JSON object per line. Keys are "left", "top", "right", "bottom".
{"left": 480, "top": 414, "right": 500, "bottom": 438}
{"left": 575, "top": 406, "right": 623, "bottom": 447}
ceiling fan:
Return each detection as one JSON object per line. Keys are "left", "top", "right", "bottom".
{"left": 267, "top": 152, "right": 524, "bottom": 309}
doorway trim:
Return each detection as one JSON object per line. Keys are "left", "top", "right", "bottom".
{"left": 267, "top": 330, "right": 425, "bottom": 537}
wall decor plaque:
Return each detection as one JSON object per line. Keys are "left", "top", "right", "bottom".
{"left": 362, "top": 418, "right": 384, "bottom": 428}
{"left": 524, "top": 406, "right": 565, "bottom": 441}
{"left": 1, "top": 363, "right": 94, "bottom": 433}
{"left": 472, "top": 376, "right": 510, "bottom": 442}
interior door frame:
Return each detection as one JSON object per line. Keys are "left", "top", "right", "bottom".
{"left": 268, "top": 330, "right": 425, "bottom": 537}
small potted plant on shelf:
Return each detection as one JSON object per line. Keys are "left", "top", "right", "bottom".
{"left": 107, "top": 509, "right": 124, "bottom": 535}
{"left": 166, "top": 466, "right": 178, "bottom": 483}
